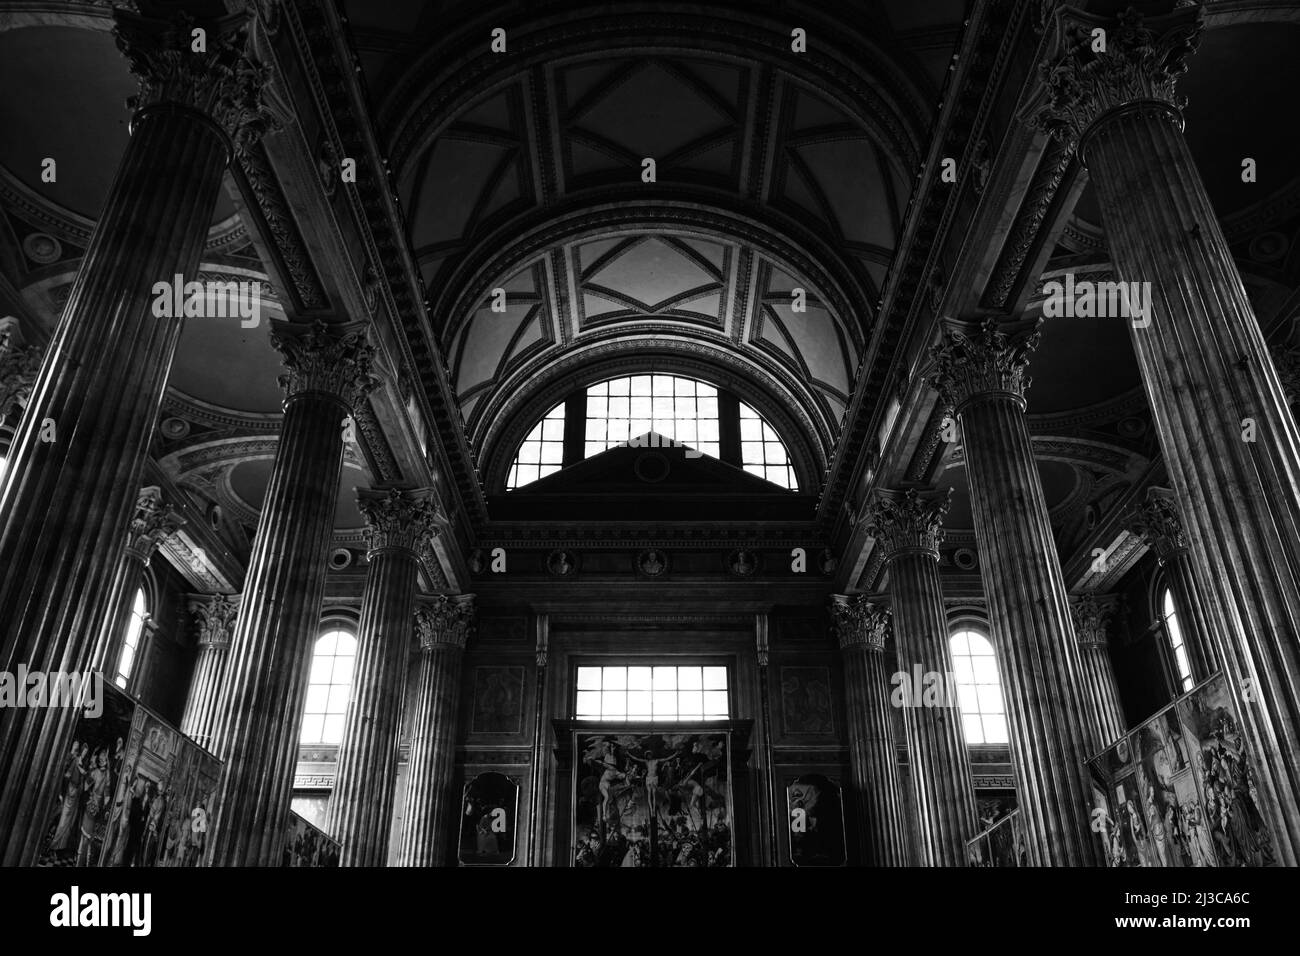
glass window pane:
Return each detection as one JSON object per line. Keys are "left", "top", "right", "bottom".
{"left": 627, "top": 691, "right": 652, "bottom": 717}
{"left": 576, "top": 691, "right": 601, "bottom": 717}
{"left": 305, "top": 684, "right": 329, "bottom": 713}
{"left": 703, "top": 666, "right": 728, "bottom": 689}
{"left": 587, "top": 397, "right": 607, "bottom": 419}
{"left": 577, "top": 667, "right": 602, "bottom": 690}
{"left": 652, "top": 691, "right": 677, "bottom": 716}
{"left": 299, "top": 714, "right": 324, "bottom": 744}
{"left": 326, "top": 685, "right": 351, "bottom": 713}
{"left": 322, "top": 714, "right": 346, "bottom": 745}
{"left": 316, "top": 631, "right": 337, "bottom": 656}
{"left": 601, "top": 691, "right": 625, "bottom": 717}
{"left": 603, "top": 666, "right": 626, "bottom": 690}
{"left": 977, "top": 684, "right": 1005, "bottom": 714}
{"left": 703, "top": 690, "right": 728, "bottom": 715}
{"left": 627, "top": 667, "right": 652, "bottom": 690}
{"left": 983, "top": 714, "right": 1009, "bottom": 744}
{"left": 609, "top": 396, "right": 629, "bottom": 418}
{"left": 963, "top": 714, "right": 984, "bottom": 744}
{"left": 678, "top": 666, "right": 702, "bottom": 690}
{"left": 331, "top": 655, "right": 355, "bottom": 686}
{"left": 653, "top": 667, "right": 677, "bottom": 690}
{"left": 972, "top": 657, "right": 999, "bottom": 684}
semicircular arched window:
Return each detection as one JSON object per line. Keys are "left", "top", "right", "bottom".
{"left": 504, "top": 373, "right": 799, "bottom": 491}
{"left": 949, "top": 629, "right": 1008, "bottom": 745}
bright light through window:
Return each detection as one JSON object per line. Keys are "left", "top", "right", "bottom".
{"left": 583, "top": 375, "right": 720, "bottom": 460}
{"left": 301, "top": 630, "right": 357, "bottom": 745}
{"left": 738, "top": 401, "right": 797, "bottom": 490}
{"left": 115, "top": 589, "right": 147, "bottom": 689}
{"left": 506, "top": 402, "right": 565, "bottom": 490}
{"left": 1163, "top": 589, "right": 1194, "bottom": 692}
{"left": 0, "top": 455, "right": 7, "bottom": 484}
{"left": 949, "top": 630, "right": 1008, "bottom": 744}
{"left": 575, "top": 665, "right": 729, "bottom": 721}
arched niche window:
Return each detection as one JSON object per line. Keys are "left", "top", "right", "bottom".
{"left": 114, "top": 588, "right": 148, "bottom": 690}
{"left": 1161, "top": 588, "right": 1194, "bottom": 693}
{"left": 300, "top": 629, "right": 357, "bottom": 745}
{"left": 505, "top": 373, "right": 799, "bottom": 490}
{"left": 949, "top": 629, "right": 1008, "bottom": 745}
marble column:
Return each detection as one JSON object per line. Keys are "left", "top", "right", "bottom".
{"left": 398, "top": 594, "right": 475, "bottom": 867}
{"left": 1128, "top": 488, "right": 1216, "bottom": 684}
{"left": 329, "top": 487, "right": 440, "bottom": 867}
{"left": 208, "top": 320, "right": 376, "bottom": 867}
{"left": 865, "top": 489, "right": 977, "bottom": 866}
{"left": 92, "top": 486, "right": 185, "bottom": 681}
{"left": 831, "top": 594, "right": 911, "bottom": 866}
{"left": 0, "top": 8, "right": 271, "bottom": 865}
{"left": 930, "top": 320, "right": 1099, "bottom": 866}
{"left": 1032, "top": 4, "right": 1300, "bottom": 863}
{"left": 181, "top": 594, "right": 241, "bottom": 752}
{"left": 1069, "top": 594, "right": 1126, "bottom": 753}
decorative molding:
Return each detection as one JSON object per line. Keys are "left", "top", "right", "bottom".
{"left": 829, "top": 593, "right": 889, "bottom": 652}
{"left": 356, "top": 486, "right": 440, "bottom": 555}
{"left": 415, "top": 593, "right": 476, "bottom": 650}
{"left": 1069, "top": 592, "right": 1112, "bottom": 647}
{"left": 270, "top": 319, "right": 378, "bottom": 409}
{"left": 1126, "top": 486, "right": 1187, "bottom": 560}
{"left": 190, "top": 593, "right": 240, "bottom": 648}
{"left": 125, "top": 486, "right": 185, "bottom": 564}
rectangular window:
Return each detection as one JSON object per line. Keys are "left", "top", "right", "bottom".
{"left": 575, "top": 664, "right": 730, "bottom": 721}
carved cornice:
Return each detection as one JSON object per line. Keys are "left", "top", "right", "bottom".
{"left": 415, "top": 594, "right": 476, "bottom": 650}
{"left": 0, "top": 330, "right": 42, "bottom": 419}
{"left": 112, "top": 7, "right": 278, "bottom": 158}
{"left": 270, "top": 319, "right": 378, "bottom": 409}
{"left": 356, "top": 486, "right": 440, "bottom": 556}
{"left": 1069, "top": 591, "right": 1112, "bottom": 647}
{"left": 864, "top": 488, "right": 951, "bottom": 561}
{"left": 1127, "top": 486, "right": 1186, "bottom": 559}
{"left": 126, "top": 486, "right": 186, "bottom": 563}
{"left": 830, "top": 594, "right": 890, "bottom": 652}
{"left": 929, "top": 318, "right": 1041, "bottom": 413}
{"left": 1025, "top": 5, "right": 1203, "bottom": 153}
{"left": 189, "top": 593, "right": 240, "bottom": 649}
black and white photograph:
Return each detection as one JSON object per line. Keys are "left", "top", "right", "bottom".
{"left": 0, "top": 0, "right": 1296, "bottom": 941}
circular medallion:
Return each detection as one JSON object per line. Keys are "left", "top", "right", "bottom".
{"left": 636, "top": 548, "right": 668, "bottom": 578}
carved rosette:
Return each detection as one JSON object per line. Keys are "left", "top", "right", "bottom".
{"left": 830, "top": 595, "right": 890, "bottom": 653}
{"left": 0, "top": 332, "right": 42, "bottom": 420}
{"left": 864, "top": 489, "right": 952, "bottom": 561}
{"left": 1069, "top": 593, "right": 1112, "bottom": 647}
{"left": 190, "top": 593, "right": 240, "bottom": 649}
{"left": 929, "top": 319, "right": 1040, "bottom": 413}
{"left": 1127, "top": 490, "right": 1187, "bottom": 561}
{"left": 357, "top": 487, "right": 440, "bottom": 556}
{"left": 414, "top": 595, "right": 476, "bottom": 651}
{"left": 125, "top": 486, "right": 185, "bottom": 563}
{"left": 1026, "top": 5, "right": 1203, "bottom": 150}
{"left": 270, "top": 319, "right": 378, "bottom": 410}
{"left": 112, "top": 8, "right": 279, "bottom": 158}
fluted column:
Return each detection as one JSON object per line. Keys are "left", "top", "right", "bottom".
{"left": 1069, "top": 594, "right": 1126, "bottom": 752}
{"left": 208, "top": 321, "right": 376, "bottom": 866}
{"left": 930, "top": 320, "right": 1099, "bottom": 866}
{"left": 398, "top": 595, "right": 474, "bottom": 867}
{"left": 831, "top": 594, "right": 911, "bottom": 866}
{"left": 92, "top": 486, "right": 185, "bottom": 680}
{"left": 1127, "top": 488, "right": 1216, "bottom": 683}
{"left": 329, "top": 487, "right": 440, "bottom": 866}
{"left": 865, "top": 490, "right": 977, "bottom": 866}
{"left": 0, "top": 7, "right": 272, "bottom": 866}
{"left": 1031, "top": 4, "right": 1300, "bottom": 863}
{"left": 181, "top": 594, "right": 240, "bottom": 751}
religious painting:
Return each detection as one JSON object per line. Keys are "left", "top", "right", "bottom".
{"left": 787, "top": 774, "right": 847, "bottom": 866}
{"left": 976, "top": 792, "right": 1017, "bottom": 831}
{"left": 282, "top": 810, "right": 341, "bottom": 867}
{"left": 459, "top": 771, "right": 520, "bottom": 866}
{"left": 35, "top": 679, "right": 136, "bottom": 866}
{"left": 573, "top": 731, "right": 732, "bottom": 867}
{"left": 965, "top": 833, "right": 989, "bottom": 867}
{"left": 1087, "top": 734, "right": 1157, "bottom": 867}
{"left": 1176, "top": 675, "right": 1277, "bottom": 866}
{"left": 779, "top": 666, "right": 834, "bottom": 735}
{"left": 101, "top": 706, "right": 182, "bottom": 867}
{"left": 471, "top": 666, "right": 526, "bottom": 734}
{"left": 161, "top": 741, "right": 222, "bottom": 868}
{"left": 1133, "top": 705, "right": 1211, "bottom": 867}
{"left": 985, "top": 810, "right": 1025, "bottom": 866}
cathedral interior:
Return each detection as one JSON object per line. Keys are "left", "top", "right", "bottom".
{"left": 1, "top": 0, "right": 1298, "bottom": 870}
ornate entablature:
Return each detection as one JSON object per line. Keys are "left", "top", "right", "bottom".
{"left": 830, "top": 593, "right": 890, "bottom": 652}
{"left": 1127, "top": 487, "right": 1187, "bottom": 561}
{"left": 125, "top": 486, "right": 186, "bottom": 564}
{"left": 864, "top": 488, "right": 952, "bottom": 561}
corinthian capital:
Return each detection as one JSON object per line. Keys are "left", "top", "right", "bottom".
{"left": 112, "top": 7, "right": 279, "bottom": 157}
{"left": 830, "top": 594, "right": 890, "bottom": 652}
{"left": 1070, "top": 592, "right": 1112, "bottom": 647}
{"left": 357, "top": 487, "right": 441, "bottom": 556}
{"left": 415, "top": 594, "right": 476, "bottom": 650}
{"left": 126, "top": 486, "right": 186, "bottom": 563}
{"left": 865, "top": 489, "right": 951, "bottom": 561}
{"left": 1127, "top": 487, "right": 1187, "bottom": 560}
{"left": 190, "top": 593, "right": 240, "bottom": 649}
{"left": 270, "top": 319, "right": 378, "bottom": 410}
{"left": 0, "top": 331, "right": 43, "bottom": 420}
{"left": 929, "top": 318, "right": 1040, "bottom": 413}
{"left": 1026, "top": 4, "right": 1203, "bottom": 150}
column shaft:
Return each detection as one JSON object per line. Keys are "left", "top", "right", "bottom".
{"left": 181, "top": 594, "right": 239, "bottom": 752}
